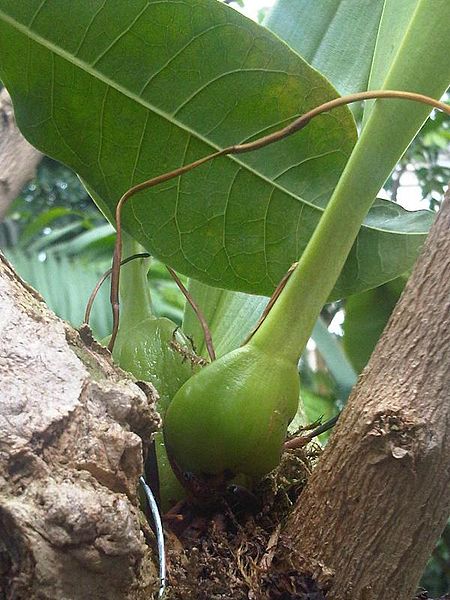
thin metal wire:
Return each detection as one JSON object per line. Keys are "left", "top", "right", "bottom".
{"left": 139, "top": 476, "right": 166, "bottom": 599}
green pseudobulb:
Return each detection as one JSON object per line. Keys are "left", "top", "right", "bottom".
{"left": 113, "top": 315, "right": 195, "bottom": 415}
{"left": 164, "top": 343, "right": 299, "bottom": 477}
{"left": 113, "top": 315, "right": 197, "bottom": 510}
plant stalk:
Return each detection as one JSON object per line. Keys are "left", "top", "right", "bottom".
{"left": 109, "top": 92, "right": 450, "bottom": 353}
{"left": 250, "top": 0, "right": 450, "bottom": 363}
{"left": 249, "top": 102, "right": 448, "bottom": 363}
{"left": 248, "top": 162, "right": 369, "bottom": 362}
{"left": 118, "top": 232, "right": 153, "bottom": 330}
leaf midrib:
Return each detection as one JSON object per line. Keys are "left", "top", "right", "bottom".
{"left": 0, "top": 9, "right": 429, "bottom": 237}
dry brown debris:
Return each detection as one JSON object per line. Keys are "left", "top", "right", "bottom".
{"left": 162, "top": 444, "right": 325, "bottom": 600}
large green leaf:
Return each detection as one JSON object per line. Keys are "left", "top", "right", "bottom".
{"left": 265, "top": 0, "right": 419, "bottom": 121}
{"left": 0, "top": 0, "right": 433, "bottom": 298}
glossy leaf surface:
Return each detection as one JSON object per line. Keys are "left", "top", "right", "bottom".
{"left": 0, "top": 0, "right": 434, "bottom": 298}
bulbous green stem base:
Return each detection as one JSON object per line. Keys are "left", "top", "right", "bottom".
{"left": 164, "top": 343, "right": 299, "bottom": 478}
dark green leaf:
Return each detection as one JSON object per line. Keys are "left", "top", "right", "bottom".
{"left": 0, "top": 0, "right": 433, "bottom": 298}
{"left": 19, "top": 206, "right": 85, "bottom": 246}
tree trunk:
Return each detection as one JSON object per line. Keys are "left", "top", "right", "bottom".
{"left": 280, "top": 195, "right": 450, "bottom": 599}
{"left": 0, "top": 254, "right": 160, "bottom": 599}
{"left": 0, "top": 88, "right": 43, "bottom": 221}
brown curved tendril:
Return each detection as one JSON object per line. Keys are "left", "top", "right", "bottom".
{"left": 108, "top": 90, "right": 450, "bottom": 353}
{"left": 84, "top": 250, "right": 217, "bottom": 360}
{"left": 166, "top": 266, "right": 216, "bottom": 362}
{"left": 84, "top": 252, "right": 150, "bottom": 326}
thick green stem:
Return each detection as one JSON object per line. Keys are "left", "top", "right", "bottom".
{"left": 249, "top": 148, "right": 374, "bottom": 363}
{"left": 250, "top": 0, "right": 450, "bottom": 364}
{"left": 119, "top": 232, "right": 154, "bottom": 330}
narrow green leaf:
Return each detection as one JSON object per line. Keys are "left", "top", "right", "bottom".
{"left": 182, "top": 278, "right": 267, "bottom": 358}
{"left": 47, "top": 223, "right": 115, "bottom": 255}
{"left": 0, "top": 0, "right": 431, "bottom": 299}
{"left": 362, "top": 0, "right": 419, "bottom": 125}
{"left": 19, "top": 206, "right": 85, "bottom": 246}
{"left": 327, "top": 0, "right": 450, "bottom": 252}
{"left": 311, "top": 317, "right": 356, "bottom": 399}
{"left": 265, "top": 0, "right": 385, "bottom": 100}
{"left": 27, "top": 221, "right": 84, "bottom": 252}
{"left": 265, "top": 0, "right": 420, "bottom": 124}
{"left": 343, "top": 277, "right": 406, "bottom": 373}
{"left": 245, "top": 0, "right": 450, "bottom": 365}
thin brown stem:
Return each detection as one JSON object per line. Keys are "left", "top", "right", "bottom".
{"left": 108, "top": 150, "right": 227, "bottom": 352}
{"left": 242, "top": 261, "right": 298, "bottom": 346}
{"left": 84, "top": 252, "right": 150, "bottom": 327}
{"left": 108, "top": 90, "right": 450, "bottom": 352}
{"left": 284, "top": 414, "right": 339, "bottom": 450}
{"left": 166, "top": 266, "right": 216, "bottom": 362}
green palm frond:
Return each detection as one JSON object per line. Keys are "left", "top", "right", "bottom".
{"left": 3, "top": 248, "right": 112, "bottom": 339}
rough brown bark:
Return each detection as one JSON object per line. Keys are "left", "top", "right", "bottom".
{"left": 0, "top": 88, "right": 43, "bottom": 221}
{"left": 0, "top": 254, "right": 161, "bottom": 599}
{"left": 280, "top": 196, "right": 450, "bottom": 599}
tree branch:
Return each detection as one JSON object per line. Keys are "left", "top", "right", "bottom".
{"left": 0, "top": 88, "right": 43, "bottom": 221}
{"left": 279, "top": 192, "right": 450, "bottom": 599}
